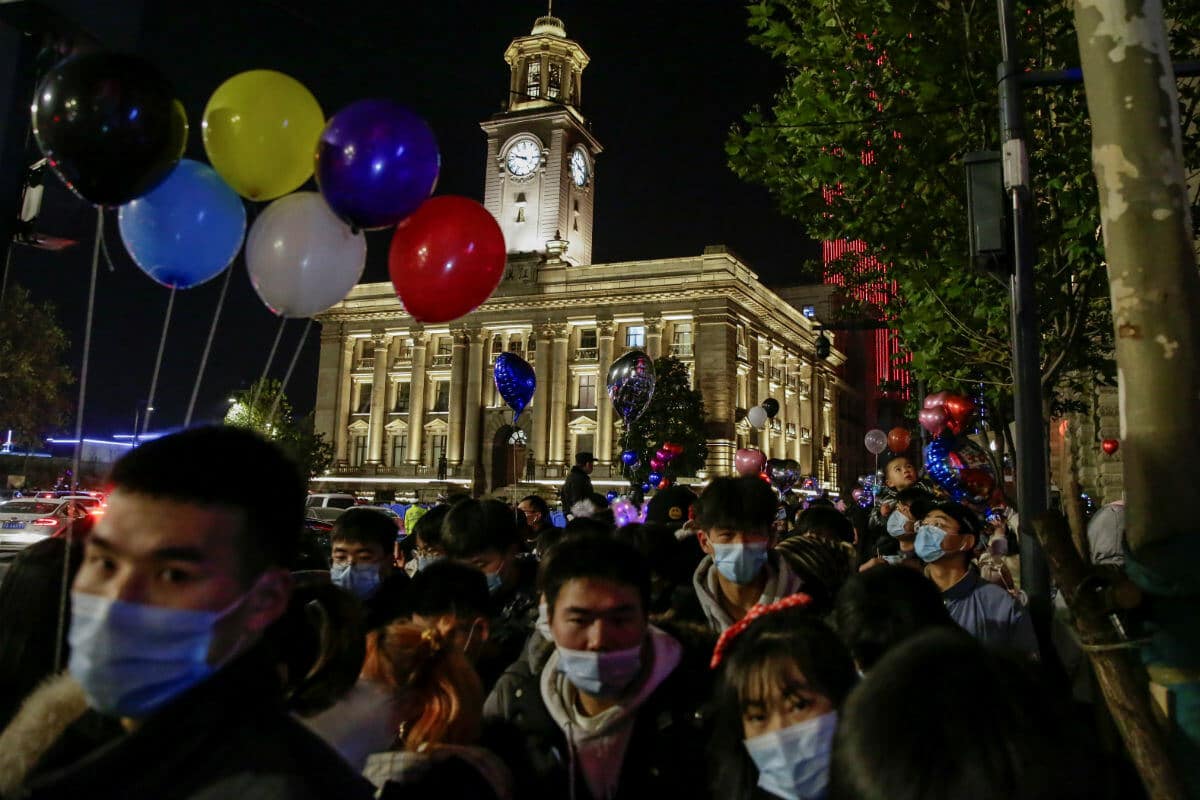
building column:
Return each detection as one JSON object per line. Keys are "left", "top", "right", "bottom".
{"left": 314, "top": 324, "right": 342, "bottom": 454}
{"left": 366, "top": 334, "right": 389, "bottom": 464}
{"left": 788, "top": 356, "right": 802, "bottom": 462}
{"left": 756, "top": 339, "right": 771, "bottom": 459}
{"left": 695, "top": 304, "right": 736, "bottom": 476}
{"left": 550, "top": 322, "right": 570, "bottom": 465}
{"left": 407, "top": 329, "right": 428, "bottom": 466}
{"left": 462, "top": 328, "right": 486, "bottom": 467}
{"left": 645, "top": 314, "right": 662, "bottom": 359}
{"left": 532, "top": 323, "right": 553, "bottom": 467}
{"left": 447, "top": 327, "right": 468, "bottom": 465}
{"left": 597, "top": 319, "right": 615, "bottom": 463}
{"left": 334, "top": 335, "right": 355, "bottom": 464}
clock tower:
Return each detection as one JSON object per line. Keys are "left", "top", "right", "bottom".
{"left": 481, "top": 12, "right": 602, "bottom": 266}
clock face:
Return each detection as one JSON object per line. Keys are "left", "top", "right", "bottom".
{"left": 506, "top": 138, "right": 542, "bottom": 177}
{"left": 570, "top": 148, "right": 589, "bottom": 187}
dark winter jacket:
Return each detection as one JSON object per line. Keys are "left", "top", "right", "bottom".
{"left": 11, "top": 645, "right": 374, "bottom": 800}
{"left": 477, "top": 555, "right": 541, "bottom": 692}
{"left": 482, "top": 628, "right": 712, "bottom": 800}
{"left": 559, "top": 466, "right": 594, "bottom": 513}
{"left": 363, "top": 570, "right": 410, "bottom": 631}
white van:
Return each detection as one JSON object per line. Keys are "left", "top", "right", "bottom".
{"left": 304, "top": 493, "right": 359, "bottom": 521}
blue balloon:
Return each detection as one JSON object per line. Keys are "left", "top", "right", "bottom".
{"left": 118, "top": 159, "right": 246, "bottom": 289}
{"left": 606, "top": 491, "right": 618, "bottom": 503}
{"left": 620, "top": 450, "right": 639, "bottom": 467}
{"left": 494, "top": 352, "right": 536, "bottom": 424}
{"left": 647, "top": 471, "right": 663, "bottom": 486}
{"left": 316, "top": 99, "right": 440, "bottom": 230}
{"left": 640, "top": 482, "right": 652, "bottom": 493}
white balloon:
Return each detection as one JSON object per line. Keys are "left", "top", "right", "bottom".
{"left": 747, "top": 405, "right": 769, "bottom": 430}
{"left": 864, "top": 428, "right": 888, "bottom": 455}
{"left": 245, "top": 191, "right": 366, "bottom": 317}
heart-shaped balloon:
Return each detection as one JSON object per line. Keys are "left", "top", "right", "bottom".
{"left": 607, "top": 350, "right": 656, "bottom": 425}
{"left": 766, "top": 458, "right": 799, "bottom": 496}
{"left": 924, "top": 391, "right": 949, "bottom": 409}
{"left": 1101, "top": 438, "right": 1120, "bottom": 455}
{"left": 942, "top": 394, "right": 976, "bottom": 436}
{"left": 493, "top": 352, "right": 536, "bottom": 424}
{"left": 735, "top": 448, "right": 766, "bottom": 477}
{"left": 918, "top": 407, "right": 946, "bottom": 436}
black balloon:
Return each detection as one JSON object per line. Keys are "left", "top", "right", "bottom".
{"left": 32, "top": 52, "right": 188, "bottom": 207}
{"left": 761, "top": 398, "right": 781, "bottom": 418}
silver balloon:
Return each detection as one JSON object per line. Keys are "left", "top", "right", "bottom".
{"left": 607, "top": 350, "right": 656, "bottom": 425}
{"left": 747, "top": 405, "right": 769, "bottom": 429}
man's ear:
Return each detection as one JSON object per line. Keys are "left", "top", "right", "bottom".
{"left": 960, "top": 534, "right": 977, "bottom": 554}
{"left": 244, "top": 568, "right": 292, "bottom": 633}
{"left": 695, "top": 528, "right": 714, "bottom": 555}
{"left": 473, "top": 616, "right": 491, "bottom": 644}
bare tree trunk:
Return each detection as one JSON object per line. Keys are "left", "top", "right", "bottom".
{"left": 1074, "top": 0, "right": 1200, "bottom": 794}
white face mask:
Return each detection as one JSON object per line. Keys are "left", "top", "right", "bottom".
{"left": 744, "top": 711, "right": 838, "bottom": 800}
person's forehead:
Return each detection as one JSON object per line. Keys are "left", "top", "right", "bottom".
{"left": 98, "top": 489, "right": 242, "bottom": 560}
{"left": 925, "top": 510, "right": 957, "bottom": 526}
{"left": 557, "top": 576, "right": 642, "bottom": 609}
{"left": 333, "top": 539, "right": 384, "bottom": 552}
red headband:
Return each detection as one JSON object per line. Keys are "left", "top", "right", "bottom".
{"left": 710, "top": 592, "right": 814, "bottom": 669}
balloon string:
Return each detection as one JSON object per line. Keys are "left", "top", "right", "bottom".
{"left": 250, "top": 316, "right": 288, "bottom": 414}
{"left": 55, "top": 207, "right": 103, "bottom": 672}
{"left": 98, "top": 216, "right": 119, "bottom": 273}
{"left": 141, "top": 286, "right": 176, "bottom": 436}
{"left": 268, "top": 318, "right": 313, "bottom": 427}
{"left": 184, "top": 264, "right": 234, "bottom": 427}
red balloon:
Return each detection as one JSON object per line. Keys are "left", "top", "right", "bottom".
{"left": 887, "top": 426, "right": 911, "bottom": 453}
{"left": 942, "top": 394, "right": 976, "bottom": 436}
{"left": 735, "top": 448, "right": 766, "bottom": 477}
{"left": 959, "top": 468, "right": 995, "bottom": 499}
{"left": 1102, "top": 438, "right": 1120, "bottom": 455}
{"left": 657, "top": 478, "right": 671, "bottom": 490}
{"left": 918, "top": 407, "right": 946, "bottom": 437}
{"left": 924, "top": 391, "right": 949, "bottom": 409}
{"left": 388, "top": 196, "right": 506, "bottom": 323}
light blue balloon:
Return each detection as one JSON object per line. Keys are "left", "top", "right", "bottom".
{"left": 118, "top": 159, "right": 246, "bottom": 289}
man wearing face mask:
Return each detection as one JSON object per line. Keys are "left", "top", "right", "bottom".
{"left": 330, "top": 508, "right": 410, "bottom": 630}
{"left": 483, "top": 534, "right": 711, "bottom": 800}
{"left": 11, "top": 426, "right": 374, "bottom": 800}
{"left": 442, "top": 499, "right": 539, "bottom": 690}
{"left": 914, "top": 501, "right": 1038, "bottom": 660}
{"left": 688, "top": 477, "right": 805, "bottom": 634}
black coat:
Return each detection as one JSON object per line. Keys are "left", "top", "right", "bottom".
{"left": 559, "top": 466, "right": 594, "bottom": 512}
{"left": 17, "top": 646, "right": 375, "bottom": 800}
{"left": 482, "top": 636, "right": 713, "bottom": 800}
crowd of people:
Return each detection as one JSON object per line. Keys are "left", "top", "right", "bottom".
{"left": 0, "top": 427, "right": 1143, "bottom": 799}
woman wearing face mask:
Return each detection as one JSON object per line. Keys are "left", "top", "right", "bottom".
{"left": 358, "top": 623, "right": 513, "bottom": 800}
{"left": 709, "top": 594, "right": 857, "bottom": 800}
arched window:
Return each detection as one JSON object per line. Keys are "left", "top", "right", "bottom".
{"left": 526, "top": 58, "right": 541, "bottom": 98}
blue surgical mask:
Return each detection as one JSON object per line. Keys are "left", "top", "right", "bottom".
{"left": 886, "top": 509, "right": 910, "bottom": 538}
{"left": 712, "top": 541, "right": 770, "bottom": 585}
{"left": 556, "top": 643, "right": 643, "bottom": 698}
{"left": 914, "top": 524, "right": 951, "bottom": 563}
{"left": 68, "top": 591, "right": 242, "bottom": 719}
{"left": 330, "top": 562, "right": 382, "bottom": 599}
{"left": 744, "top": 711, "right": 838, "bottom": 800}
{"left": 486, "top": 568, "right": 504, "bottom": 594}
{"left": 415, "top": 554, "right": 443, "bottom": 573}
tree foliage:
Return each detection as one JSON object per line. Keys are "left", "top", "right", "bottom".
{"left": 225, "top": 378, "right": 333, "bottom": 478}
{"left": 728, "top": 1, "right": 1199, "bottom": 421}
{"left": 617, "top": 357, "right": 708, "bottom": 484}
{"left": 0, "top": 284, "right": 74, "bottom": 447}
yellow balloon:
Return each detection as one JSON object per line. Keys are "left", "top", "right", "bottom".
{"left": 202, "top": 70, "right": 324, "bottom": 201}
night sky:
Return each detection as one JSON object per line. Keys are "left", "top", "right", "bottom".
{"left": 11, "top": 0, "right": 819, "bottom": 436}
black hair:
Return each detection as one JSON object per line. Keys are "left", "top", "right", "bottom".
{"left": 564, "top": 516, "right": 612, "bottom": 538}
{"left": 693, "top": 476, "right": 777, "bottom": 532}
{"left": 795, "top": 505, "right": 855, "bottom": 544}
{"left": 833, "top": 565, "right": 956, "bottom": 671}
{"left": 441, "top": 499, "right": 520, "bottom": 559}
{"left": 830, "top": 628, "right": 1113, "bottom": 800}
{"left": 894, "top": 487, "right": 935, "bottom": 520}
{"left": 0, "top": 537, "right": 84, "bottom": 729}
{"left": 271, "top": 581, "right": 366, "bottom": 717}
{"left": 407, "top": 560, "right": 490, "bottom": 621}
{"left": 519, "top": 494, "right": 550, "bottom": 517}
{"left": 331, "top": 507, "right": 398, "bottom": 552}
{"left": 710, "top": 607, "right": 857, "bottom": 800}
{"left": 411, "top": 505, "right": 451, "bottom": 549}
{"left": 774, "top": 535, "right": 855, "bottom": 613}
{"left": 109, "top": 425, "right": 304, "bottom": 581}
{"left": 538, "top": 534, "right": 651, "bottom": 618}
{"left": 534, "top": 525, "right": 566, "bottom": 558}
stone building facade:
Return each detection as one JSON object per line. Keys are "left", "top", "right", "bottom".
{"left": 310, "top": 14, "right": 849, "bottom": 497}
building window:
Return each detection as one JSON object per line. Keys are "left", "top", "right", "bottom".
{"left": 547, "top": 61, "right": 561, "bottom": 99}
{"left": 432, "top": 337, "right": 452, "bottom": 367}
{"left": 433, "top": 381, "right": 450, "bottom": 412}
{"left": 672, "top": 322, "right": 693, "bottom": 357}
{"left": 515, "top": 207, "right": 525, "bottom": 223}
{"left": 528, "top": 336, "right": 537, "bottom": 354}
{"left": 579, "top": 328, "right": 597, "bottom": 349}
{"left": 350, "top": 435, "right": 367, "bottom": 466}
{"left": 393, "top": 382, "right": 410, "bottom": 413}
{"left": 430, "top": 435, "right": 448, "bottom": 466}
{"left": 390, "top": 434, "right": 407, "bottom": 466}
{"left": 574, "top": 433, "right": 594, "bottom": 460}
{"left": 625, "top": 325, "right": 645, "bottom": 348}
{"left": 355, "top": 383, "right": 372, "bottom": 413}
{"left": 509, "top": 335, "right": 523, "bottom": 352}
{"left": 526, "top": 58, "right": 541, "bottom": 98}
{"left": 577, "top": 374, "right": 596, "bottom": 409}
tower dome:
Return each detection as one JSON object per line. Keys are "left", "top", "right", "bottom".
{"left": 530, "top": 15, "right": 565, "bottom": 37}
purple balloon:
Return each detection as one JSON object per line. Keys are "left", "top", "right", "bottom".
{"left": 315, "top": 99, "right": 440, "bottom": 230}
{"left": 494, "top": 352, "right": 536, "bottom": 425}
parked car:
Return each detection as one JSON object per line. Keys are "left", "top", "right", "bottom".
{"left": 303, "top": 493, "right": 359, "bottom": 522}
{"left": 294, "top": 516, "right": 335, "bottom": 570}
{"left": 0, "top": 498, "right": 94, "bottom": 553}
